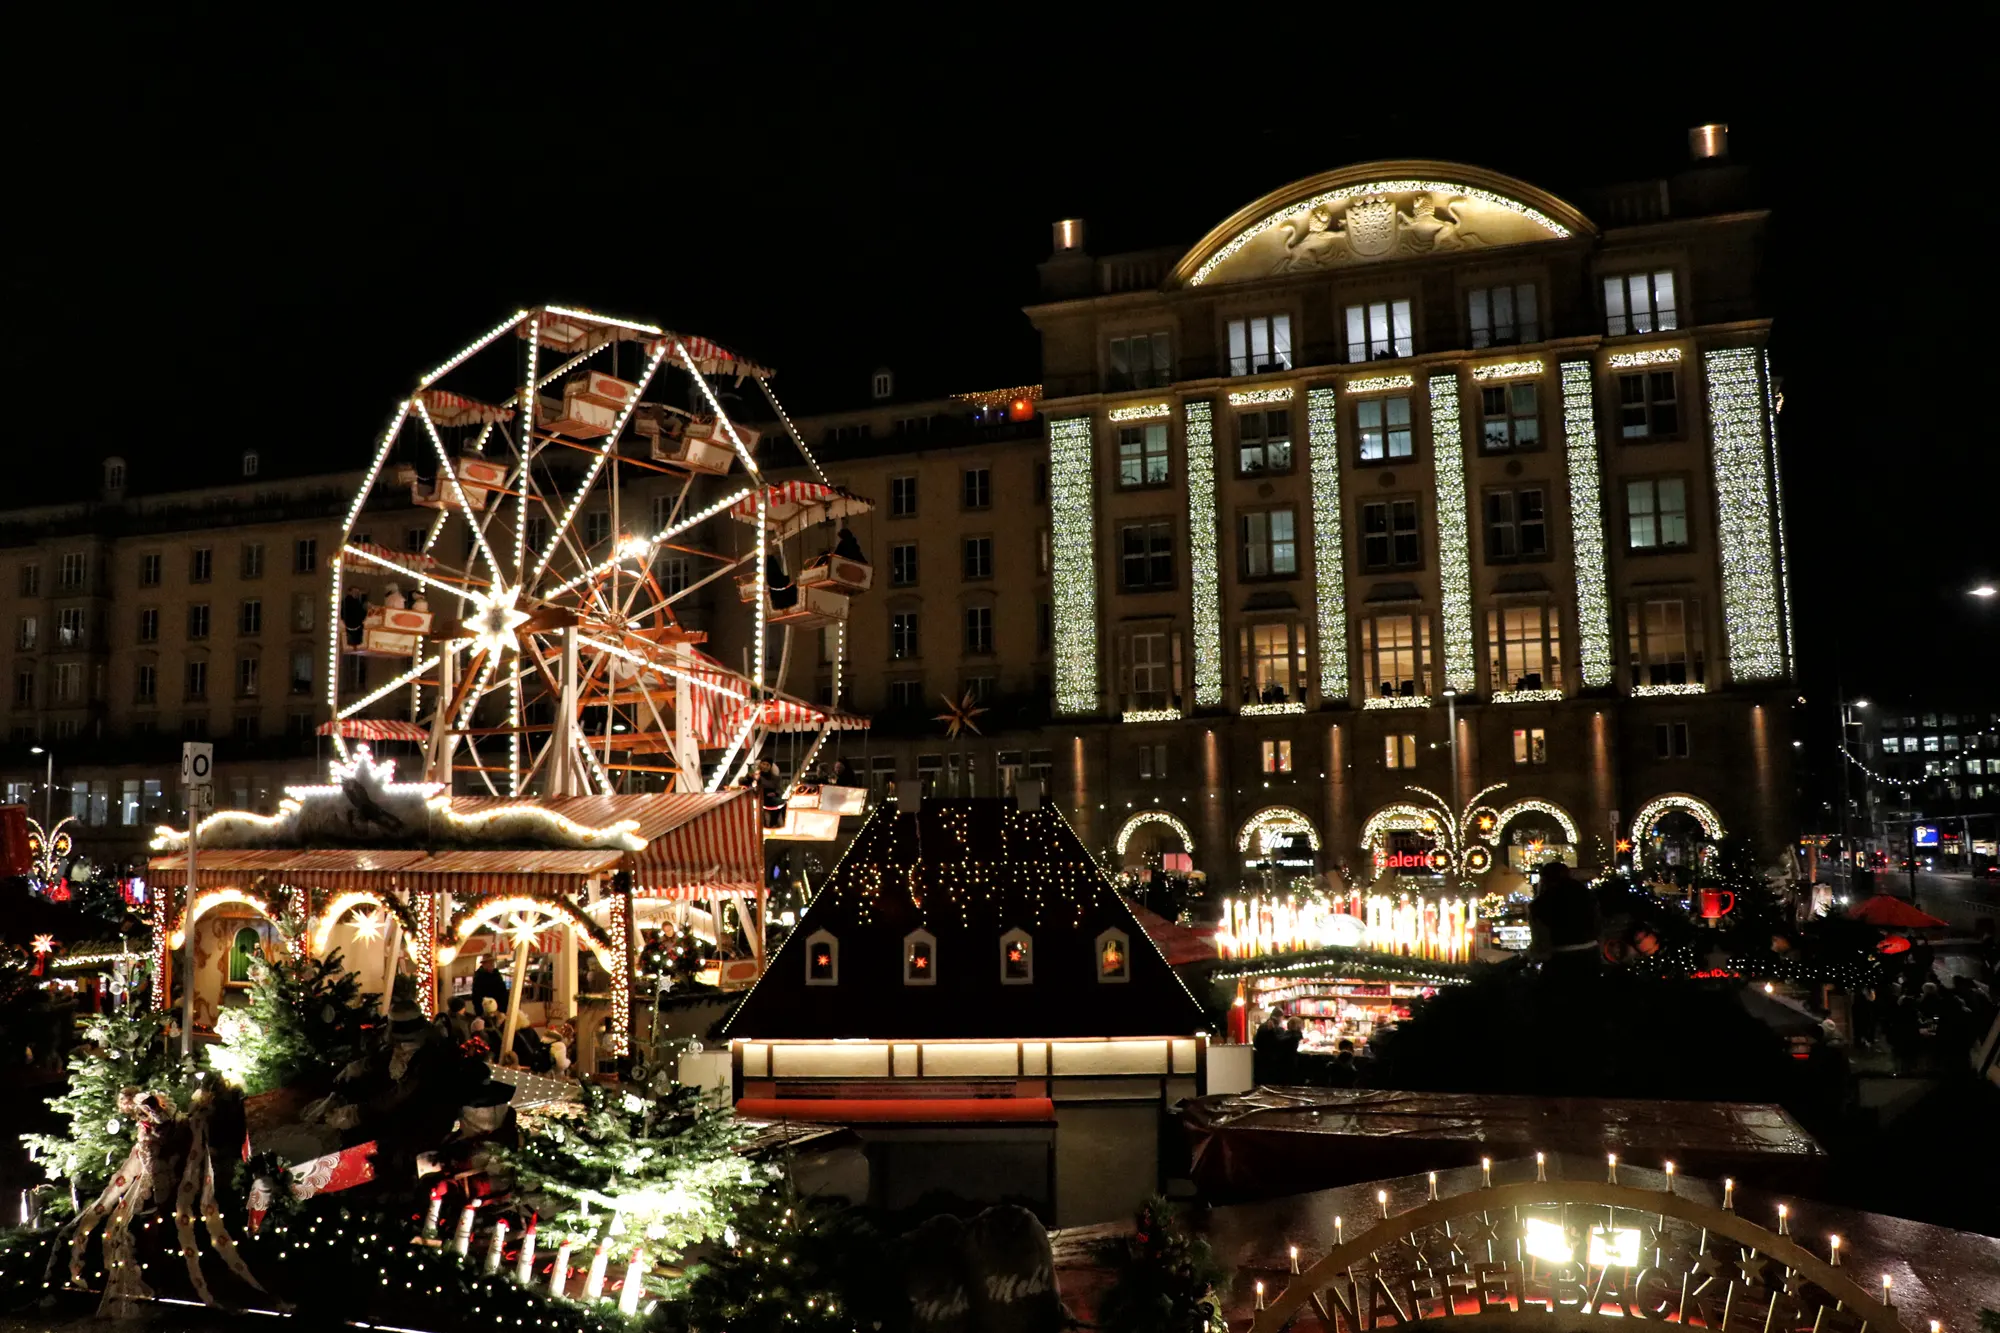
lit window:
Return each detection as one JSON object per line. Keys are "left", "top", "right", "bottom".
{"left": 1355, "top": 395, "right": 1414, "bottom": 461}
{"left": 1240, "top": 621, "right": 1308, "bottom": 705}
{"left": 1236, "top": 409, "right": 1293, "bottom": 475}
{"left": 1626, "top": 479, "right": 1690, "bottom": 550}
{"left": 1362, "top": 614, "right": 1429, "bottom": 699}
{"left": 1000, "top": 928, "right": 1033, "bottom": 984}
{"left": 1479, "top": 382, "right": 1540, "bottom": 451}
{"left": 903, "top": 929, "right": 936, "bottom": 986}
{"left": 1384, "top": 733, "right": 1418, "bottom": 768}
{"left": 805, "top": 930, "right": 838, "bottom": 985}
{"left": 1625, "top": 598, "right": 1705, "bottom": 688}
{"left": 890, "top": 612, "right": 920, "bottom": 660}
{"left": 1227, "top": 315, "right": 1293, "bottom": 376}
{"left": 1483, "top": 489, "right": 1548, "bottom": 561}
{"left": 1239, "top": 508, "right": 1298, "bottom": 578}
{"left": 1118, "top": 424, "right": 1171, "bottom": 487}
{"left": 1513, "top": 727, "right": 1547, "bottom": 765}
{"left": 1604, "top": 270, "right": 1678, "bottom": 335}
{"left": 1261, "top": 739, "right": 1293, "bottom": 774}
{"left": 1488, "top": 606, "right": 1563, "bottom": 693}
{"left": 1096, "top": 929, "right": 1131, "bottom": 983}
{"left": 1468, "top": 283, "right": 1540, "bottom": 348}
{"left": 1118, "top": 631, "right": 1177, "bottom": 711}
{"left": 1344, "top": 300, "right": 1413, "bottom": 362}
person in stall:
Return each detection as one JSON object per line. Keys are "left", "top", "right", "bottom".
{"left": 831, "top": 524, "right": 866, "bottom": 564}
{"left": 340, "top": 590, "right": 369, "bottom": 647}
{"left": 829, "top": 756, "right": 858, "bottom": 787}
{"left": 382, "top": 582, "right": 406, "bottom": 611}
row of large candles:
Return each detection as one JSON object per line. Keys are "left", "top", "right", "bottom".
{"left": 1217, "top": 890, "right": 1479, "bottom": 962}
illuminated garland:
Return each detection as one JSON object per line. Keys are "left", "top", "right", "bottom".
{"left": 1427, "top": 374, "right": 1474, "bottom": 693}
{"left": 1491, "top": 797, "right": 1578, "bottom": 846}
{"left": 1839, "top": 745, "right": 1928, "bottom": 792}
{"left": 1236, "top": 806, "right": 1321, "bottom": 853}
{"left": 1608, "top": 347, "right": 1682, "bottom": 368}
{"left": 1049, "top": 417, "right": 1099, "bottom": 714}
{"left": 1559, "top": 361, "right": 1614, "bottom": 688}
{"left": 1183, "top": 400, "right": 1223, "bottom": 707}
{"left": 1362, "top": 696, "right": 1431, "bottom": 711}
{"left": 1703, "top": 349, "right": 1786, "bottom": 680}
{"left": 1346, "top": 374, "right": 1413, "bottom": 394}
{"left": 1122, "top": 708, "right": 1182, "bottom": 724}
{"left": 410, "top": 890, "right": 438, "bottom": 1018}
{"left": 1114, "top": 809, "right": 1197, "bottom": 856}
{"left": 1630, "top": 793, "right": 1725, "bottom": 843}
{"left": 1633, "top": 682, "right": 1705, "bottom": 698}
{"left": 171, "top": 887, "right": 279, "bottom": 949}
{"left": 1489, "top": 689, "right": 1564, "bottom": 704}
{"left": 1306, "top": 388, "right": 1347, "bottom": 700}
{"left": 1227, "top": 387, "right": 1294, "bottom": 406}
{"left": 1240, "top": 701, "right": 1306, "bottom": 716}
{"left": 1108, "top": 402, "right": 1170, "bottom": 422}
{"left": 1763, "top": 350, "right": 1797, "bottom": 675}
{"left": 1471, "top": 360, "right": 1543, "bottom": 381}
{"left": 1213, "top": 947, "right": 1475, "bottom": 986}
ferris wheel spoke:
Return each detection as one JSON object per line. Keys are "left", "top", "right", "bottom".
{"left": 337, "top": 655, "right": 442, "bottom": 720}
{"left": 756, "top": 377, "right": 831, "bottom": 487}
{"left": 412, "top": 398, "right": 503, "bottom": 580}
{"left": 673, "top": 342, "right": 762, "bottom": 478}
{"left": 529, "top": 339, "right": 671, "bottom": 586}
{"left": 341, "top": 543, "right": 482, "bottom": 604}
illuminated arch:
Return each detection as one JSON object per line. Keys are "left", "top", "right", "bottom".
{"left": 441, "top": 894, "right": 619, "bottom": 972}
{"left": 1114, "top": 810, "right": 1196, "bottom": 857}
{"left": 1631, "top": 792, "right": 1726, "bottom": 843}
{"left": 170, "top": 886, "right": 279, "bottom": 949}
{"left": 1491, "top": 798, "right": 1579, "bottom": 847}
{"left": 1237, "top": 806, "right": 1320, "bottom": 854}
{"left": 1358, "top": 803, "right": 1438, "bottom": 852}
{"left": 1171, "top": 159, "right": 1597, "bottom": 289}
{"left": 311, "top": 889, "right": 423, "bottom": 964}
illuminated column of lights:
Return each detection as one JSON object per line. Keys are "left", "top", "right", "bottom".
{"left": 1307, "top": 388, "right": 1347, "bottom": 700}
{"left": 330, "top": 399, "right": 415, "bottom": 759}
{"left": 516, "top": 317, "right": 538, "bottom": 579}
{"left": 409, "top": 889, "right": 438, "bottom": 1018}
{"left": 1762, "top": 351, "right": 1796, "bottom": 674}
{"left": 830, "top": 622, "right": 846, "bottom": 720}
{"left": 151, "top": 880, "right": 170, "bottom": 1010}
{"left": 508, "top": 670, "right": 522, "bottom": 797}
{"left": 605, "top": 880, "right": 631, "bottom": 1056}
{"left": 531, "top": 339, "right": 670, "bottom": 583}
{"left": 1703, "top": 348, "right": 1786, "bottom": 680}
{"left": 1559, "top": 361, "right": 1614, "bottom": 688}
{"left": 1049, "top": 416, "right": 1100, "bottom": 714}
{"left": 1427, "top": 373, "right": 1475, "bottom": 693}
{"left": 1183, "top": 401, "right": 1223, "bottom": 707}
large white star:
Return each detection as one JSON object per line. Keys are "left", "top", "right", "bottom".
{"left": 467, "top": 584, "right": 531, "bottom": 656}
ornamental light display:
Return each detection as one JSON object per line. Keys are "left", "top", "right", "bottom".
{"left": 1427, "top": 373, "right": 1475, "bottom": 693}
{"left": 1360, "top": 782, "right": 1511, "bottom": 882}
{"left": 1560, "top": 360, "right": 1615, "bottom": 688}
{"left": 1182, "top": 400, "right": 1224, "bottom": 707}
{"left": 1702, "top": 347, "right": 1788, "bottom": 681}
{"left": 1307, "top": 388, "right": 1348, "bottom": 700}
{"left": 1049, "top": 416, "right": 1100, "bottom": 714}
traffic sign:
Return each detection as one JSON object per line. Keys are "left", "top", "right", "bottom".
{"left": 182, "top": 742, "right": 214, "bottom": 787}
{"left": 188, "top": 785, "right": 216, "bottom": 814}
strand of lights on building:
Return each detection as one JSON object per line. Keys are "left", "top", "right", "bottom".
{"left": 1763, "top": 350, "right": 1797, "bottom": 675}
{"left": 1183, "top": 400, "right": 1223, "bottom": 707}
{"left": 1235, "top": 806, "right": 1322, "bottom": 853}
{"left": 1470, "top": 360, "right": 1543, "bottom": 381}
{"left": 1703, "top": 348, "right": 1787, "bottom": 681}
{"left": 1306, "top": 388, "right": 1348, "bottom": 701}
{"left": 1049, "top": 417, "right": 1099, "bottom": 715}
{"left": 1633, "top": 682, "right": 1706, "bottom": 697}
{"left": 1217, "top": 892, "right": 1478, "bottom": 964}
{"left": 1559, "top": 360, "right": 1614, "bottom": 688}
{"left": 1629, "top": 793, "right": 1725, "bottom": 843}
{"left": 1362, "top": 695, "right": 1432, "bottom": 710}
{"left": 1226, "top": 387, "right": 1294, "bottom": 406}
{"left": 1346, "top": 374, "right": 1413, "bottom": 394}
{"left": 1838, "top": 745, "right": 1930, "bottom": 792}
{"left": 1107, "top": 402, "right": 1170, "bottom": 422}
{"left": 1427, "top": 373, "right": 1475, "bottom": 693}
{"left": 1607, "top": 347, "right": 1682, "bottom": 369}
{"left": 1113, "top": 809, "right": 1197, "bottom": 856}
{"left": 1490, "top": 688, "right": 1565, "bottom": 704}
{"left": 1121, "top": 708, "right": 1182, "bottom": 724}
{"left": 1189, "top": 180, "right": 1571, "bottom": 286}
{"left": 329, "top": 399, "right": 416, "bottom": 759}
{"left": 1241, "top": 701, "right": 1306, "bottom": 716}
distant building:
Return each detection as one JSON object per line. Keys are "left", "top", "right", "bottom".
{"left": 1853, "top": 705, "right": 2000, "bottom": 867}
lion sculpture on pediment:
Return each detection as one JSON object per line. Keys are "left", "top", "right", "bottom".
{"left": 1275, "top": 193, "right": 1483, "bottom": 272}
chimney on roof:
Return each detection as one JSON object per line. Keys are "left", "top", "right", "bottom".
{"left": 1038, "top": 218, "right": 1093, "bottom": 300}
{"left": 1688, "top": 123, "right": 1729, "bottom": 161}
{"left": 1051, "top": 218, "right": 1085, "bottom": 253}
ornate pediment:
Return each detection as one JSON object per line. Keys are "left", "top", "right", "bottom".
{"left": 1176, "top": 163, "right": 1593, "bottom": 289}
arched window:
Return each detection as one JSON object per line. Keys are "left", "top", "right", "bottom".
{"left": 804, "top": 929, "right": 838, "bottom": 986}
{"left": 1095, "top": 928, "right": 1131, "bottom": 983}
{"left": 1000, "top": 927, "right": 1033, "bottom": 984}
{"left": 903, "top": 929, "right": 937, "bottom": 986}
{"left": 227, "top": 925, "right": 262, "bottom": 986}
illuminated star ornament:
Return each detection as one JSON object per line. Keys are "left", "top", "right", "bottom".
{"left": 934, "top": 691, "right": 988, "bottom": 739}
{"left": 31, "top": 934, "right": 56, "bottom": 956}
{"left": 349, "top": 911, "right": 385, "bottom": 943}
{"left": 466, "top": 584, "right": 532, "bottom": 656}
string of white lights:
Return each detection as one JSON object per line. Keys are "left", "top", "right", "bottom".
{"left": 1703, "top": 348, "right": 1786, "bottom": 680}
{"left": 543, "top": 487, "right": 752, "bottom": 599}
{"left": 1632, "top": 683, "right": 1706, "bottom": 697}
{"left": 336, "top": 655, "right": 442, "bottom": 720}
{"left": 1183, "top": 401, "right": 1222, "bottom": 707}
{"left": 1427, "top": 374, "right": 1475, "bottom": 693}
{"left": 417, "top": 309, "right": 530, "bottom": 388}
{"left": 412, "top": 399, "right": 501, "bottom": 578}
{"left": 1108, "top": 402, "right": 1170, "bottom": 422}
{"left": 1607, "top": 347, "right": 1682, "bottom": 369}
{"left": 329, "top": 399, "right": 415, "bottom": 759}
{"left": 1306, "top": 388, "right": 1347, "bottom": 701}
{"left": 1763, "top": 350, "right": 1796, "bottom": 676}
{"left": 1840, "top": 745, "right": 1929, "bottom": 791}
{"left": 1471, "top": 360, "right": 1543, "bottom": 381}
{"left": 1347, "top": 374, "right": 1413, "bottom": 394}
{"left": 1559, "top": 361, "right": 1614, "bottom": 689}
{"left": 1050, "top": 417, "right": 1099, "bottom": 715}
{"left": 531, "top": 341, "right": 670, "bottom": 585}
{"left": 515, "top": 317, "right": 538, "bottom": 582}
{"left": 1227, "top": 387, "right": 1293, "bottom": 406}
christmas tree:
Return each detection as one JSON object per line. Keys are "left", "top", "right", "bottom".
{"left": 21, "top": 1004, "right": 193, "bottom": 1208}
{"left": 666, "top": 1188, "right": 888, "bottom": 1333}
{"left": 207, "top": 939, "right": 380, "bottom": 1095}
{"left": 1094, "top": 1196, "right": 1229, "bottom": 1333}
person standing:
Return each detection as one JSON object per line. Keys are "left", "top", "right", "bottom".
{"left": 471, "top": 955, "right": 509, "bottom": 1013}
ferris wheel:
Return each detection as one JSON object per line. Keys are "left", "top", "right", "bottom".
{"left": 326, "top": 305, "right": 871, "bottom": 800}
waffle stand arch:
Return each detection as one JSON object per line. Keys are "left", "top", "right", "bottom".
{"left": 1115, "top": 809, "right": 1197, "bottom": 857}
{"left": 310, "top": 889, "right": 423, "bottom": 964}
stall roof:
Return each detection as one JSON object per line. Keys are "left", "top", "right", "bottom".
{"left": 446, "top": 791, "right": 762, "bottom": 900}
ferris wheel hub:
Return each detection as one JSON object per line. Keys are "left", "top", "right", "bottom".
{"left": 466, "top": 584, "right": 531, "bottom": 657}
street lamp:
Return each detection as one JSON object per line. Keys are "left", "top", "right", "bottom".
{"left": 27, "top": 745, "right": 51, "bottom": 828}
{"left": 1837, "top": 700, "right": 1870, "bottom": 892}
{"left": 1971, "top": 584, "right": 1996, "bottom": 599}
{"left": 1440, "top": 688, "right": 1462, "bottom": 814}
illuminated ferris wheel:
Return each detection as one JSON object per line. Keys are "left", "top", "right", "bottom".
{"left": 326, "top": 305, "right": 871, "bottom": 798}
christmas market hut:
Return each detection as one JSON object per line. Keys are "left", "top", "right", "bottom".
{"left": 723, "top": 783, "right": 1215, "bottom": 1226}
{"left": 146, "top": 746, "right": 762, "bottom": 1068}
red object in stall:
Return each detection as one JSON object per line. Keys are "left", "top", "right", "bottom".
{"left": 0, "top": 806, "right": 29, "bottom": 876}
{"left": 1696, "top": 888, "right": 1735, "bottom": 920}
{"left": 1228, "top": 983, "right": 1250, "bottom": 1044}
{"left": 1875, "top": 934, "right": 1912, "bottom": 955}
{"left": 1847, "top": 895, "right": 1947, "bottom": 929}
{"left": 46, "top": 878, "right": 71, "bottom": 903}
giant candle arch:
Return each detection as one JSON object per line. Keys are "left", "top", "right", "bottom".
{"left": 1237, "top": 806, "right": 1321, "bottom": 854}
{"left": 1114, "top": 809, "right": 1196, "bottom": 858}
{"left": 1631, "top": 792, "right": 1726, "bottom": 844}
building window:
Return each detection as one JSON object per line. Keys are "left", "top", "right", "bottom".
{"left": 1000, "top": 928, "right": 1033, "bottom": 984}
{"left": 1384, "top": 733, "right": 1418, "bottom": 769}
{"left": 239, "top": 599, "right": 262, "bottom": 635}
{"left": 1236, "top": 409, "right": 1293, "bottom": 475}
{"left": 240, "top": 543, "right": 264, "bottom": 579}
{"left": 185, "top": 660, "right": 208, "bottom": 701}
{"left": 654, "top": 554, "right": 690, "bottom": 595}
{"left": 57, "top": 606, "right": 85, "bottom": 648}
{"left": 1626, "top": 597, "right": 1706, "bottom": 687}
{"left": 890, "top": 475, "right": 918, "bottom": 517}
{"left": 1037, "top": 601, "right": 1052, "bottom": 655}
{"left": 138, "top": 553, "right": 161, "bottom": 587}
{"left": 890, "top": 612, "right": 920, "bottom": 660}
{"left": 888, "top": 678, "right": 923, "bottom": 709}
{"left": 962, "top": 468, "right": 991, "bottom": 510}
{"left": 187, "top": 547, "right": 211, "bottom": 584}
{"left": 1118, "top": 630, "right": 1179, "bottom": 711}
{"left": 1513, "top": 727, "right": 1548, "bottom": 764}
{"left": 137, "top": 608, "right": 158, "bottom": 643}
{"left": 1604, "top": 270, "right": 1678, "bottom": 336}
{"left": 1626, "top": 478, "right": 1690, "bottom": 550}
{"left": 234, "top": 714, "right": 260, "bottom": 740}
{"left": 406, "top": 526, "right": 428, "bottom": 553}
{"left": 1362, "top": 613, "right": 1429, "bottom": 699}
{"left": 291, "top": 594, "right": 314, "bottom": 633}
{"left": 1655, "top": 721, "right": 1691, "bottom": 759}
{"left": 1468, "top": 283, "right": 1540, "bottom": 348}
{"left": 964, "top": 606, "right": 994, "bottom": 655}
{"left": 19, "top": 564, "right": 41, "bottom": 597}
{"left": 294, "top": 538, "right": 318, "bottom": 574}
{"left": 871, "top": 370, "right": 892, "bottom": 400}
{"left": 890, "top": 543, "right": 918, "bottom": 587}
{"left": 1239, "top": 508, "right": 1298, "bottom": 579}
{"left": 1488, "top": 605, "right": 1563, "bottom": 692}
{"left": 15, "top": 616, "right": 34, "bottom": 650}
{"left": 58, "top": 552, "right": 87, "bottom": 590}
{"left": 1137, "top": 743, "right": 1168, "bottom": 781}
{"left": 903, "top": 929, "right": 937, "bottom": 985}
{"left": 962, "top": 536, "right": 993, "bottom": 581}
{"left": 13, "top": 671, "right": 33, "bottom": 706}
{"left": 1118, "top": 423, "right": 1171, "bottom": 488}
{"left": 1618, "top": 371, "right": 1680, "bottom": 440}
{"left": 1096, "top": 929, "right": 1131, "bottom": 983}
{"left": 1483, "top": 489, "right": 1548, "bottom": 561}
{"left": 584, "top": 511, "right": 609, "bottom": 548}
{"left": 1227, "top": 314, "right": 1293, "bottom": 376}
{"left": 290, "top": 650, "right": 313, "bottom": 696}
{"left": 187, "top": 604, "right": 210, "bottom": 640}
{"left": 1038, "top": 528, "right": 1051, "bottom": 575}
{"left": 805, "top": 930, "right": 838, "bottom": 985}
{"left": 1120, "top": 522, "right": 1174, "bottom": 592}
{"left": 238, "top": 656, "right": 260, "bottom": 698}
{"left": 1109, "top": 331, "right": 1172, "bottom": 390}
{"left": 1345, "top": 300, "right": 1413, "bottom": 362}
{"left": 54, "top": 662, "right": 82, "bottom": 703}
{"left": 1261, "top": 739, "right": 1293, "bottom": 774}
{"left": 1361, "top": 500, "right": 1422, "bottom": 571}
{"left": 1240, "top": 620, "right": 1308, "bottom": 705}
{"left": 1355, "top": 395, "right": 1414, "bottom": 462}
{"left": 524, "top": 516, "right": 548, "bottom": 554}
{"left": 1479, "top": 382, "right": 1540, "bottom": 452}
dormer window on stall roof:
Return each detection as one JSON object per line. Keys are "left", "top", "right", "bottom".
{"left": 1000, "top": 927, "right": 1033, "bottom": 984}
{"left": 805, "top": 929, "right": 838, "bottom": 985}
{"left": 1096, "top": 928, "right": 1131, "bottom": 983}
{"left": 903, "top": 928, "right": 936, "bottom": 986}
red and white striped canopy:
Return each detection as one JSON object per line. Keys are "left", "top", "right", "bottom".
{"left": 317, "top": 718, "right": 429, "bottom": 741}
{"left": 729, "top": 481, "right": 873, "bottom": 537}
{"left": 419, "top": 388, "right": 514, "bottom": 427}
{"left": 339, "top": 542, "right": 439, "bottom": 573}
{"left": 650, "top": 334, "right": 773, "bottom": 381}
{"left": 616, "top": 789, "right": 763, "bottom": 901}
{"left": 714, "top": 699, "right": 871, "bottom": 737}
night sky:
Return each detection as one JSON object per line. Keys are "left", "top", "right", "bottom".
{"left": 8, "top": 22, "right": 1991, "bottom": 718}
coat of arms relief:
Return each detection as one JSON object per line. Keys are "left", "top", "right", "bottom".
{"left": 1272, "top": 193, "right": 1485, "bottom": 273}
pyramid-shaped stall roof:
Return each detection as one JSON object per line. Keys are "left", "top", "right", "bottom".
{"left": 726, "top": 797, "right": 1210, "bottom": 1040}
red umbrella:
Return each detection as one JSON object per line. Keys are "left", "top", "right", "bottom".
{"left": 1845, "top": 895, "right": 1948, "bottom": 929}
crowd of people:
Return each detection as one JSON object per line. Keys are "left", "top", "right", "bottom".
{"left": 1849, "top": 934, "right": 1999, "bottom": 1075}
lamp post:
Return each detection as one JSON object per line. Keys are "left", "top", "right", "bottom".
{"left": 1441, "top": 688, "right": 1462, "bottom": 815}
{"left": 27, "top": 746, "right": 52, "bottom": 828}
{"left": 1838, "top": 700, "right": 1868, "bottom": 894}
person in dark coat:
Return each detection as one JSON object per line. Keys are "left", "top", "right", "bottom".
{"left": 830, "top": 756, "right": 857, "bottom": 787}
{"left": 757, "top": 760, "right": 787, "bottom": 828}
{"left": 1325, "top": 1038, "right": 1359, "bottom": 1088}
{"left": 340, "top": 592, "right": 369, "bottom": 647}
{"left": 471, "top": 956, "right": 509, "bottom": 1013}
{"left": 1529, "top": 863, "right": 1602, "bottom": 978}
{"left": 831, "top": 525, "right": 866, "bottom": 563}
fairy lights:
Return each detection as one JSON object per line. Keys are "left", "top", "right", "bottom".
{"left": 417, "top": 308, "right": 531, "bottom": 388}
{"left": 533, "top": 340, "right": 670, "bottom": 584}
{"left": 1489, "top": 688, "right": 1564, "bottom": 704}
{"left": 1114, "top": 809, "right": 1196, "bottom": 856}
{"left": 331, "top": 397, "right": 416, "bottom": 758}
{"left": 1704, "top": 348, "right": 1786, "bottom": 680}
{"left": 1122, "top": 708, "right": 1182, "bottom": 724}
{"left": 1608, "top": 346, "right": 1682, "bottom": 368}
{"left": 541, "top": 304, "right": 664, "bottom": 338}
{"left": 465, "top": 584, "right": 532, "bottom": 657}
{"left": 1839, "top": 745, "right": 1928, "bottom": 792}
{"left": 1307, "top": 388, "right": 1347, "bottom": 700}
{"left": 1427, "top": 373, "right": 1474, "bottom": 693}
{"left": 1362, "top": 696, "right": 1431, "bottom": 710}
{"left": 1227, "top": 386, "right": 1294, "bottom": 406}
{"left": 1050, "top": 416, "right": 1099, "bottom": 715}
{"left": 337, "top": 655, "right": 442, "bottom": 720}
{"left": 1471, "top": 359, "right": 1543, "bottom": 381}
{"left": 1559, "top": 360, "right": 1614, "bottom": 689}
{"left": 1108, "top": 402, "right": 1171, "bottom": 422}
{"left": 1630, "top": 793, "right": 1726, "bottom": 843}
{"left": 412, "top": 398, "right": 501, "bottom": 576}
{"left": 1237, "top": 806, "right": 1321, "bottom": 853}
{"left": 447, "top": 896, "right": 620, "bottom": 975}
{"left": 1189, "top": 179, "right": 1571, "bottom": 286}
{"left": 311, "top": 891, "right": 421, "bottom": 961}
{"left": 1633, "top": 682, "right": 1705, "bottom": 697}
{"left": 1491, "top": 798, "right": 1578, "bottom": 846}
{"left": 171, "top": 888, "right": 278, "bottom": 950}
{"left": 1183, "top": 400, "right": 1223, "bottom": 707}
{"left": 1241, "top": 701, "right": 1306, "bottom": 716}
{"left": 1764, "top": 350, "right": 1797, "bottom": 676}
{"left": 1346, "top": 374, "right": 1413, "bottom": 394}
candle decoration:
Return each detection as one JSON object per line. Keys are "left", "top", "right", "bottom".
{"left": 484, "top": 1218, "right": 508, "bottom": 1274}
{"left": 549, "top": 1239, "right": 574, "bottom": 1297}
{"left": 584, "top": 1239, "right": 611, "bottom": 1300}
{"left": 1377, "top": 1189, "right": 1389, "bottom": 1219}
{"left": 1723, "top": 1178, "right": 1734, "bottom": 1211}
{"left": 1776, "top": 1203, "right": 1788, "bottom": 1236}
{"left": 1535, "top": 1152, "right": 1546, "bottom": 1182}
{"left": 1427, "top": 1171, "right": 1438, "bottom": 1200}
{"left": 618, "top": 1249, "right": 647, "bottom": 1316}
{"left": 451, "top": 1201, "right": 478, "bottom": 1257}
{"left": 1255, "top": 1280, "right": 1266, "bottom": 1310}
{"left": 1480, "top": 1157, "right": 1491, "bottom": 1188}
{"left": 515, "top": 1217, "right": 537, "bottom": 1285}
{"left": 1606, "top": 1153, "right": 1618, "bottom": 1184}
{"left": 1829, "top": 1234, "right": 1841, "bottom": 1267}
{"left": 1288, "top": 1245, "right": 1299, "bottom": 1274}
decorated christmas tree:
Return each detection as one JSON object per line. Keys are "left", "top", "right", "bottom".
{"left": 1094, "top": 1196, "right": 1229, "bottom": 1333}
{"left": 207, "top": 936, "right": 380, "bottom": 1095}
{"left": 666, "top": 1188, "right": 888, "bottom": 1333}
{"left": 21, "top": 1004, "right": 193, "bottom": 1208}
